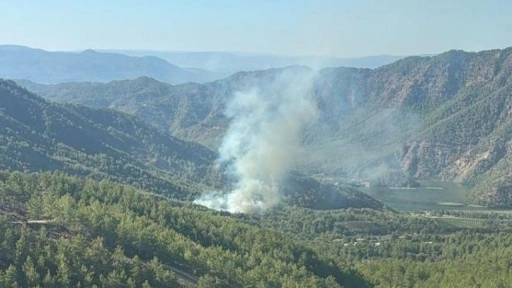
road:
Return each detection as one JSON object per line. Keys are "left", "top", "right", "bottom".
{"left": 163, "top": 263, "right": 199, "bottom": 287}
{"left": 11, "top": 219, "right": 56, "bottom": 224}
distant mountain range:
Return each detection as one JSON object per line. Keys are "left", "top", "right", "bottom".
{"left": 0, "top": 45, "right": 220, "bottom": 84}
{"left": 18, "top": 47, "right": 512, "bottom": 207}
{"left": 100, "top": 49, "right": 405, "bottom": 74}
{"left": 0, "top": 45, "right": 404, "bottom": 85}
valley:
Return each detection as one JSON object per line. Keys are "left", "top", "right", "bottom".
{"left": 2, "top": 0, "right": 512, "bottom": 285}
{"left": 2, "top": 44, "right": 512, "bottom": 287}
{"left": 17, "top": 47, "right": 512, "bottom": 208}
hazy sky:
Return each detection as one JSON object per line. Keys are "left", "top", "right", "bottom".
{"left": 1, "top": 0, "right": 511, "bottom": 57}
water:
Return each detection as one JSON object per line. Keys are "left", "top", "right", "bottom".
{"left": 361, "top": 181, "right": 476, "bottom": 211}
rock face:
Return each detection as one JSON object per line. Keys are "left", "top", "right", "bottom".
{"left": 18, "top": 47, "right": 512, "bottom": 207}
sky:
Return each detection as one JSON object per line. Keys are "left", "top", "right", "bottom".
{"left": 1, "top": 0, "right": 511, "bottom": 57}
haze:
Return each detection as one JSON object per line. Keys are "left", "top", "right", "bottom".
{"left": 2, "top": 0, "right": 511, "bottom": 57}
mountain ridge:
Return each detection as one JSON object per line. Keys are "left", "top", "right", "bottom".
{"left": 18, "top": 46, "right": 512, "bottom": 207}
{"left": 1, "top": 79, "right": 382, "bottom": 210}
{"left": 0, "top": 78, "right": 218, "bottom": 199}
{"left": 98, "top": 49, "right": 405, "bottom": 74}
{"left": 0, "top": 45, "right": 219, "bottom": 84}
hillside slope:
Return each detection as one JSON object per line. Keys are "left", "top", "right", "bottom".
{"left": 0, "top": 171, "right": 369, "bottom": 287}
{"left": 0, "top": 79, "right": 218, "bottom": 200}
{"left": 20, "top": 47, "right": 512, "bottom": 207}
{"left": 1, "top": 79, "right": 382, "bottom": 210}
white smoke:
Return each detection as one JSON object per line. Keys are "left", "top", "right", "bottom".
{"left": 194, "top": 69, "right": 317, "bottom": 213}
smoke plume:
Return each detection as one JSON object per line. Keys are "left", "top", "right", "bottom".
{"left": 194, "top": 69, "right": 317, "bottom": 213}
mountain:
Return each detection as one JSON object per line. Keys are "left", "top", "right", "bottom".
{"left": 0, "top": 79, "right": 382, "bottom": 210}
{"left": 101, "top": 49, "right": 404, "bottom": 74}
{"left": 19, "top": 47, "right": 512, "bottom": 207}
{"left": 0, "top": 45, "right": 219, "bottom": 84}
{"left": 0, "top": 78, "right": 219, "bottom": 200}
{"left": 16, "top": 76, "right": 230, "bottom": 147}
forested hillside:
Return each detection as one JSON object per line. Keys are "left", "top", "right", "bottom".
{"left": 4, "top": 1, "right": 512, "bottom": 287}
{"left": 0, "top": 171, "right": 368, "bottom": 287}
{"left": 2, "top": 68, "right": 512, "bottom": 286}
{"left": 2, "top": 171, "right": 512, "bottom": 287}
{"left": 20, "top": 47, "right": 512, "bottom": 207}
{"left": 0, "top": 79, "right": 381, "bottom": 210}
{"left": 0, "top": 79, "right": 219, "bottom": 200}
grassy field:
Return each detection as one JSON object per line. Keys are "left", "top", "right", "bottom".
{"left": 437, "top": 217, "right": 488, "bottom": 229}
